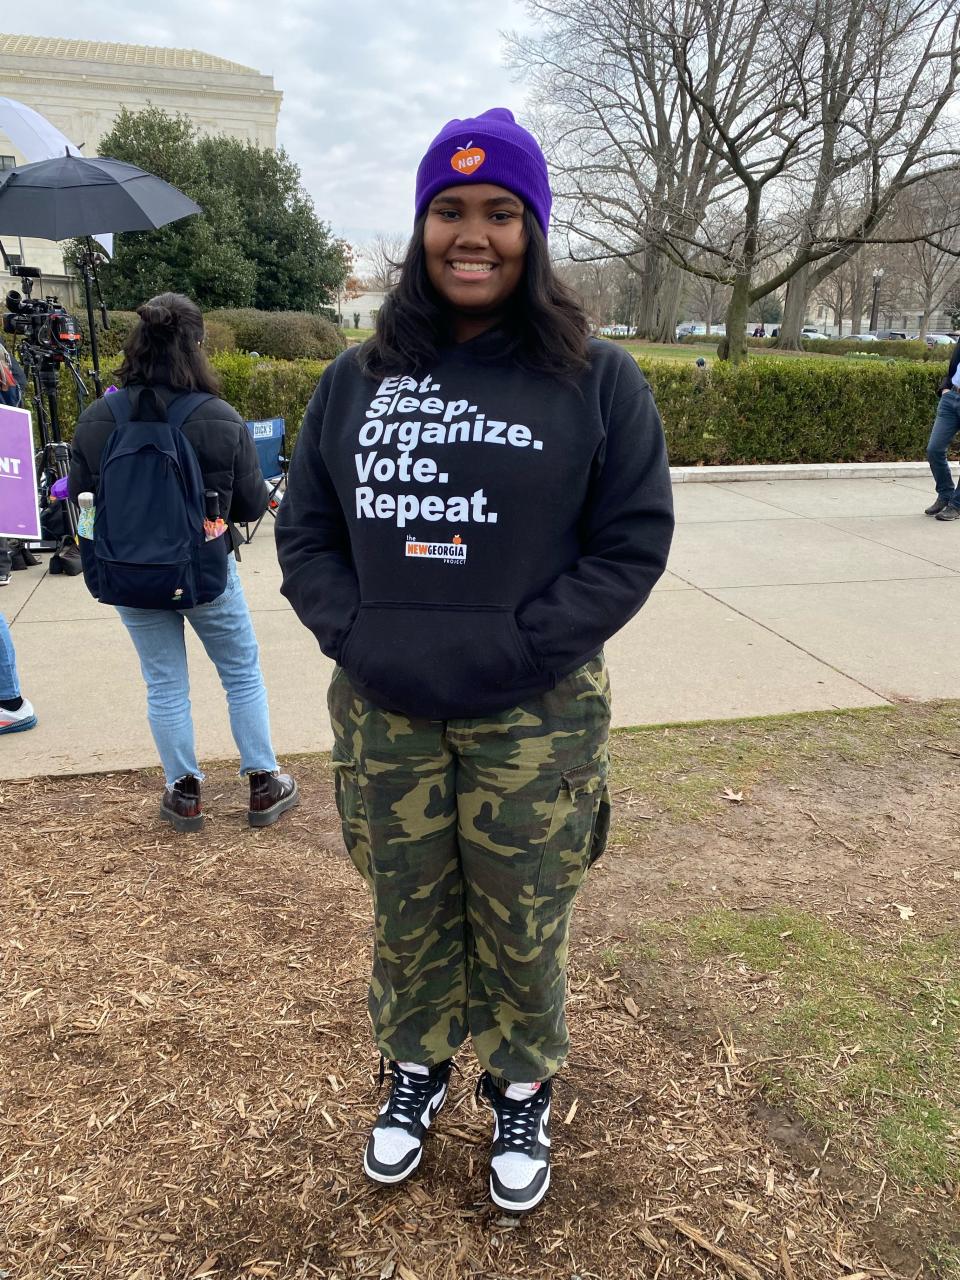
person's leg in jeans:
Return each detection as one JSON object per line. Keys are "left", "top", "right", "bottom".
{"left": 0, "top": 612, "right": 36, "bottom": 732}
{"left": 185, "top": 558, "right": 278, "bottom": 775}
{"left": 0, "top": 613, "right": 19, "bottom": 701}
{"left": 926, "top": 390, "right": 960, "bottom": 501}
{"left": 116, "top": 604, "right": 200, "bottom": 786}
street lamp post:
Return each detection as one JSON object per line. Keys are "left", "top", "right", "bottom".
{"left": 869, "top": 267, "right": 884, "bottom": 334}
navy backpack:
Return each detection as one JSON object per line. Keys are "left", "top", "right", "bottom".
{"left": 79, "top": 389, "right": 229, "bottom": 610}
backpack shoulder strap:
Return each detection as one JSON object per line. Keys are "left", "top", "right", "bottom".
{"left": 102, "top": 389, "right": 133, "bottom": 427}
{"left": 163, "top": 392, "right": 218, "bottom": 433}
{"left": 101, "top": 389, "right": 216, "bottom": 432}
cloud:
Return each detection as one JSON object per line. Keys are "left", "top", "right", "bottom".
{"left": 1, "top": 1, "right": 535, "bottom": 248}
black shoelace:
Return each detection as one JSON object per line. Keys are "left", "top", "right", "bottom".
{"left": 377, "top": 1059, "right": 440, "bottom": 1130}
{"left": 479, "top": 1075, "right": 548, "bottom": 1151}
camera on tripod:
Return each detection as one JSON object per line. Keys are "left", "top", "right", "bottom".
{"left": 3, "top": 266, "right": 82, "bottom": 360}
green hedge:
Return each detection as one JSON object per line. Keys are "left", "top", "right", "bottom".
{"left": 799, "top": 338, "right": 935, "bottom": 360}
{"left": 206, "top": 308, "right": 345, "bottom": 361}
{"left": 639, "top": 356, "right": 945, "bottom": 464}
{"left": 679, "top": 333, "right": 941, "bottom": 360}
{"left": 46, "top": 351, "right": 946, "bottom": 465}
{"left": 89, "top": 307, "right": 341, "bottom": 372}
{"left": 211, "top": 353, "right": 326, "bottom": 426}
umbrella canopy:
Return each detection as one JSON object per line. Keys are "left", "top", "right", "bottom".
{"left": 0, "top": 97, "right": 111, "bottom": 255}
{"left": 0, "top": 154, "right": 201, "bottom": 240}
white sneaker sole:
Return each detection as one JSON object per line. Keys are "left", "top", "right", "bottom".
{"left": 489, "top": 1165, "right": 551, "bottom": 1213}
{"left": 363, "top": 1145, "right": 423, "bottom": 1184}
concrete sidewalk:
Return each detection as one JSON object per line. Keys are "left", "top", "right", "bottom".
{"left": 4, "top": 475, "right": 959, "bottom": 781}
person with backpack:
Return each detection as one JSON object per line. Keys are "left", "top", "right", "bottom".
{"left": 276, "top": 108, "right": 674, "bottom": 1212}
{"left": 69, "top": 293, "right": 298, "bottom": 832}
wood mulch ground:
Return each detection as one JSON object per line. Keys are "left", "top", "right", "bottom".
{"left": 2, "top": 704, "right": 958, "bottom": 1280}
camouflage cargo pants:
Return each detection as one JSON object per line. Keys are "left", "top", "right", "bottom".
{"left": 328, "top": 654, "right": 611, "bottom": 1083}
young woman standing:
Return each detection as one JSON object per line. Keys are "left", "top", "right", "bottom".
{"left": 277, "top": 109, "right": 674, "bottom": 1211}
{"left": 70, "top": 295, "right": 299, "bottom": 831}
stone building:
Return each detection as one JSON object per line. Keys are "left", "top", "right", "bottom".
{"left": 0, "top": 34, "right": 282, "bottom": 305}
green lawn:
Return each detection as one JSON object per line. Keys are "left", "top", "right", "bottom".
{"left": 686, "top": 910, "right": 960, "bottom": 1189}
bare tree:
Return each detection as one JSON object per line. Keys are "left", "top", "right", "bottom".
{"left": 665, "top": 0, "right": 960, "bottom": 359}
{"left": 509, "top": 0, "right": 744, "bottom": 343}
{"left": 357, "top": 233, "right": 407, "bottom": 291}
{"left": 513, "top": 0, "right": 960, "bottom": 362}
{"left": 887, "top": 175, "right": 960, "bottom": 336}
{"left": 554, "top": 256, "right": 630, "bottom": 325}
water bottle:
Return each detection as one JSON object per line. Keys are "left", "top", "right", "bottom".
{"left": 203, "top": 490, "right": 226, "bottom": 542}
{"left": 77, "top": 492, "right": 96, "bottom": 539}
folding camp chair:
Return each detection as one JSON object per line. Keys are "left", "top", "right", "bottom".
{"left": 243, "top": 417, "right": 287, "bottom": 544}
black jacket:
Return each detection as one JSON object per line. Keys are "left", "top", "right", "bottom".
{"left": 276, "top": 334, "right": 674, "bottom": 719}
{"left": 69, "top": 384, "right": 267, "bottom": 551}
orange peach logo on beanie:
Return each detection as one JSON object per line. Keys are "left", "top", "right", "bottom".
{"left": 451, "top": 141, "right": 486, "bottom": 175}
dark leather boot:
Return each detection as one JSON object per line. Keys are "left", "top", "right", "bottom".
{"left": 160, "top": 775, "right": 203, "bottom": 832}
{"left": 248, "top": 770, "right": 299, "bottom": 827}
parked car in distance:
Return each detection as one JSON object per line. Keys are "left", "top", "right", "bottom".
{"left": 801, "top": 331, "right": 832, "bottom": 342}
{"left": 925, "top": 333, "right": 955, "bottom": 346}
{"left": 847, "top": 333, "right": 879, "bottom": 341}
{"left": 676, "top": 321, "right": 726, "bottom": 338}
{"left": 877, "top": 330, "right": 908, "bottom": 340}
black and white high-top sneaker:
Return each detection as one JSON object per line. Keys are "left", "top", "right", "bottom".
{"left": 478, "top": 1072, "right": 553, "bottom": 1212}
{"left": 363, "top": 1058, "right": 452, "bottom": 1184}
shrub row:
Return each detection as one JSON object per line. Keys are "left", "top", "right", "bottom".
{"left": 51, "top": 352, "right": 945, "bottom": 466}
{"left": 206, "top": 309, "right": 345, "bottom": 361}
{"left": 639, "top": 356, "right": 946, "bottom": 464}
{"left": 90, "top": 307, "right": 345, "bottom": 368}
{"left": 677, "top": 332, "right": 943, "bottom": 360}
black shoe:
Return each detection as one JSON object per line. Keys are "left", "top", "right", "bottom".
{"left": 478, "top": 1072, "right": 552, "bottom": 1213}
{"left": 935, "top": 503, "right": 960, "bottom": 521}
{"left": 248, "top": 770, "right": 299, "bottom": 827}
{"left": 363, "top": 1059, "right": 452, "bottom": 1184}
{"left": 160, "top": 775, "right": 203, "bottom": 832}
{"left": 925, "top": 496, "right": 951, "bottom": 515}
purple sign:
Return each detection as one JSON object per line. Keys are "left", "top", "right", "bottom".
{"left": 0, "top": 404, "right": 41, "bottom": 540}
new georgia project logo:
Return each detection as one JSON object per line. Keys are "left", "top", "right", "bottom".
{"left": 406, "top": 534, "right": 467, "bottom": 565}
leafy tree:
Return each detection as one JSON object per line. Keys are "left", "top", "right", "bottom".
{"left": 93, "top": 107, "right": 347, "bottom": 312}
{"left": 195, "top": 133, "right": 349, "bottom": 310}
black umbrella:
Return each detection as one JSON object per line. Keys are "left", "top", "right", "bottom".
{"left": 0, "top": 153, "right": 201, "bottom": 239}
{"left": 0, "top": 153, "right": 202, "bottom": 397}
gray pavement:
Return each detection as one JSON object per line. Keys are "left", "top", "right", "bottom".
{"left": 3, "top": 475, "right": 958, "bottom": 781}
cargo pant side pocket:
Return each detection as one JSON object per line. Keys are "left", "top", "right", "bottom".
{"left": 535, "top": 755, "right": 609, "bottom": 909}
{"left": 331, "top": 750, "right": 373, "bottom": 886}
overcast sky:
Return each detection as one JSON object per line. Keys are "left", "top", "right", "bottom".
{"left": 3, "top": 2, "right": 535, "bottom": 250}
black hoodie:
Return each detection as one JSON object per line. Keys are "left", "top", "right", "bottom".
{"left": 276, "top": 333, "right": 674, "bottom": 718}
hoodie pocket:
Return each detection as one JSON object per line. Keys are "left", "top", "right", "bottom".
{"left": 339, "top": 603, "right": 539, "bottom": 717}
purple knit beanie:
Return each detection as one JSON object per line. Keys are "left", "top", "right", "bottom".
{"left": 414, "top": 108, "right": 552, "bottom": 237}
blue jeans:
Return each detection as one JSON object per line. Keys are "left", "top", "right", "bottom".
{"left": 927, "top": 389, "right": 960, "bottom": 502}
{"left": 0, "top": 613, "right": 20, "bottom": 701}
{"left": 117, "top": 558, "right": 278, "bottom": 786}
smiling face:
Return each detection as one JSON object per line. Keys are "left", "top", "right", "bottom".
{"left": 423, "top": 183, "right": 528, "bottom": 338}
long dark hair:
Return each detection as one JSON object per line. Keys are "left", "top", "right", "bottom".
{"left": 118, "top": 292, "right": 220, "bottom": 394}
{"left": 359, "top": 211, "right": 591, "bottom": 380}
